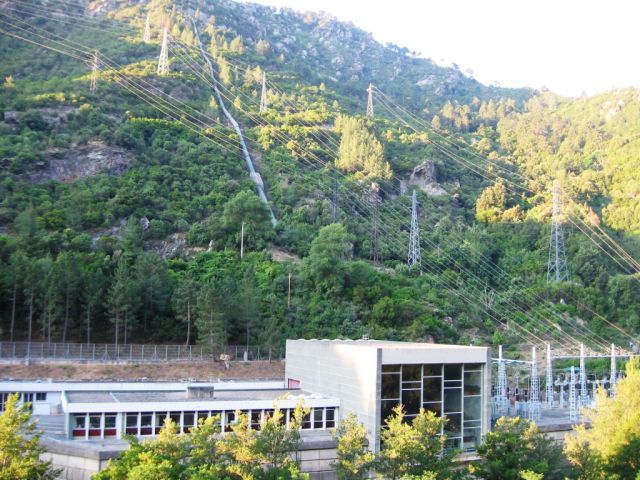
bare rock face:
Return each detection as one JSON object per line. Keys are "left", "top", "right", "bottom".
{"left": 27, "top": 141, "right": 135, "bottom": 183}
{"left": 408, "top": 161, "right": 447, "bottom": 196}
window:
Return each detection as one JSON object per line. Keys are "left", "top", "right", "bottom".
{"left": 302, "top": 411, "right": 312, "bottom": 429}
{"left": 73, "top": 414, "right": 87, "bottom": 438}
{"left": 126, "top": 413, "right": 139, "bottom": 435}
{"left": 155, "top": 412, "right": 168, "bottom": 434}
{"left": 183, "top": 412, "right": 195, "bottom": 433}
{"left": 224, "top": 411, "right": 236, "bottom": 432}
{"left": 22, "top": 393, "right": 34, "bottom": 410}
{"left": 250, "top": 410, "right": 261, "bottom": 430}
{"left": 140, "top": 413, "right": 153, "bottom": 435}
{"left": 89, "top": 414, "right": 101, "bottom": 437}
{"left": 325, "top": 408, "right": 336, "bottom": 429}
{"left": 379, "top": 362, "right": 484, "bottom": 452}
{"left": 313, "top": 408, "right": 324, "bottom": 429}
{"left": 104, "top": 414, "right": 117, "bottom": 437}
{"left": 35, "top": 392, "right": 47, "bottom": 402}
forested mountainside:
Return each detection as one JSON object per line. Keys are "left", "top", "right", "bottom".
{"left": 0, "top": 0, "right": 638, "bottom": 354}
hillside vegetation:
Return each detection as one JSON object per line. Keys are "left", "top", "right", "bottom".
{"left": 0, "top": 0, "right": 638, "bottom": 354}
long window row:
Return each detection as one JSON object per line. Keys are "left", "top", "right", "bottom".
{"left": 0, "top": 392, "right": 47, "bottom": 411}
{"left": 381, "top": 363, "right": 483, "bottom": 452}
{"left": 72, "top": 407, "right": 337, "bottom": 439}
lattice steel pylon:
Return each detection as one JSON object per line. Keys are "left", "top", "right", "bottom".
{"left": 366, "top": 83, "right": 374, "bottom": 118}
{"left": 157, "top": 27, "right": 169, "bottom": 75}
{"left": 547, "top": 180, "right": 570, "bottom": 282}
{"left": 496, "top": 345, "right": 509, "bottom": 418}
{"left": 89, "top": 50, "right": 99, "bottom": 93}
{"left": 579, "top": 343, "right": 588, "bottom": 407}
{"left": 610, "top": 343, "right": 617, "bottom": 398}
{"left": 369, "top": 183, "right": 382, "bottom": 264}
{"left": 407, "top": 190, "right": 421, "bottom": 268}
{"left": 569, "top": 366, "right": 578, "bottom": 422}
{"left": 545, "top": 343, "right": 554, "bottom": 408}
{"left": 529, "top": 346, "right": 541, "bottom": 421}
{"left": 259, "top": 72, "right": 267, "bottom": 113}
{"left": 143, "top": 13, "right": 151, "bottom": 43}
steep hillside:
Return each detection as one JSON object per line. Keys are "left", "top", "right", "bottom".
{"left": 0, "top": 0, "right": 638, "bottom": 355}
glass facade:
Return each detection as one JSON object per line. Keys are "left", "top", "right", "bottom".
{"left": 380, "top": 363, "right": 484, "bottom": 451}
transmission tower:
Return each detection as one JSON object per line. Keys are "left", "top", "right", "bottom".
{"left": 528, "top": 346, "right": 541, "bottom": 421}
{"left": 331, "top": 179, "right": 340, "bottom": 223}
{"left": 89, "top": 50, "right": 99, "bottom": 93}
{"left": 547, "top": 180, "right": 569, "bottom": 282}
{"left": 143, "top": 13, "right": 151, "bottom": 43}
{"left": 259, "top": 72, "right": 267, "bottom": 113}
{"left": 407, "top": 190, "right": 421, "bottom": 268}
{"left": 569, "top": 366, "right": 578, "bottom": 422}
{"left": 579, "top": 343, "right": 588, "bottom": 406}
{"left": 369, "top": 183, "right": 382, "bottom": 264}
{"left": 545, "top": 343, "right": 554, "bottom": 408}
{"left": 157, "top": 27, "right": 169, "bottom": 75}
{"left": 366, "top": 83, "right": 374, "bottom": 118}
{"left": 610, "top": 343, "right": 617, "bottom": 397}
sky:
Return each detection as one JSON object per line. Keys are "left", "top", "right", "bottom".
{"left": 239, "top": 0, "right": 640, "bottom": 97}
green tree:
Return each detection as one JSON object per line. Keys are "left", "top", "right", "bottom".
{"left": 173, "top": 270, "right": 197, "bottom": 345}
{"left": 0, "top": 393, "right": 60, "bottom": 480}
{"left": 302, "top": 223, "right": 352, "bottom": 295}
{"left": 95, "top": 420, "right": 187, "bottom": 480}
{"left": 475, "top": 182, "right": 507, "bottom": 223}
{"left": 335, "top": 115, "right": 391, "bottom": 179}
{"left": 333, "top": 413, "right": 374, "bottom": 480}
{"left": 196, "top": 278, "right": 229, "bottom": 354}
{"left": 134, "top": 252, "right": 171, "bottom": 338}
{"left": 237, "top": 264, "right": 260, "bottom": 349}
{"left": 565, "top": 357, "right": 640, "bottom": 480}
{"left": 223, "top": 191, "right": 273, "bottom": 251}
{"left": 472, "top": 416, "right": 573, "bottom": 480}
{"left": 377, "top": 406, "right": 455, "bottom": 480}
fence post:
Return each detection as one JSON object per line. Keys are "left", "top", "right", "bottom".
{"left": 189, "top": 345, "right": 192, "bottom": 361}
{"left": 53, "top": 343, "right": 56, "bottom": 358}
{"left": 80, "top": 343, "right": 83, "bottom": 360}
{"left": 200, "top": 346, "right": 203, "bottom": 360}
{"left": 178, "top": 344, "right": 181, "bottom": 360}
{"left": 142, "top": 345, "right": 145, "bottom": 362}
{"left": 130, "top": 344, "right": 133, "bottom": 362}
{"left": 165, "top": 345, "right": 168, "bottom": 361}
{"left": 93, "top": 344, "right": 95, "bottom": 361}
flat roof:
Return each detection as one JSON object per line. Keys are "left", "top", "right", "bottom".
{"left": 65, "top": 388, "right": 335, "bottom": 405}
{"left": 288, "top": 339, "right": 487, "bottom": 350}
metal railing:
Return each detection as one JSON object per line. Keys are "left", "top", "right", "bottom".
{"left": 0, "top": 342, "right": 283, "bottom": 363}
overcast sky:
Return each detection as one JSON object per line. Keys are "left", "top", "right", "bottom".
{"left": 239, "top": 0, "right": 640, "bottom": 97}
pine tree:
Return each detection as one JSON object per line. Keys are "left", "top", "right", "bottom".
{"left": 174, "top": 270, "right": 197, "bottom": 345}
{"left": 196, "top": 279, "right": 228, "bottom": 354}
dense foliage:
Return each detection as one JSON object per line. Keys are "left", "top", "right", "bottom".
{"left": 0, "top": 0, "right": 638, "bottom": 354}
{"left": 95, "top": 405, "right": 308, "bottom": 480}
{"left": 0, "top": 394, "right": 60, "bottom": 480}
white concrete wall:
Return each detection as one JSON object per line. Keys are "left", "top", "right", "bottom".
{"left": 285, "top": 340, "right": 381, "bottom": 449}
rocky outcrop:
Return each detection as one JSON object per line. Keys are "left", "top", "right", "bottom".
{"left": 27, "top": 141, "right": 135, "bottom": 183}
{"left": 407, "top": 161, "right": 447, "bottom": 196}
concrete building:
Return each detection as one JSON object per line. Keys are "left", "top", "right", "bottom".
{"left": 285, "top": 339, "right": 492, "bottom": 452}
{"left": 1, "top": 339, "right": 491, "bottom": 479}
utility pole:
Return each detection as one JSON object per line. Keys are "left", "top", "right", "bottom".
{"left": 240, "top": 222, "right": 245, "bottom": 259}
{"left": 157, "top": 27, "right": 169, "bottom": 75}
{"left": 547, "top": 180, "right": 569, "bottom": 282}
{"left": 407, "top": 189, "right": 421, "bottom": 268}
{"left": 331, "top": 178, "right": 340, "bottom": 222}
{"left": 528, "top": 346, "right": 541, "bottom": 420}
{"left": 259, "top": 71, "right": 267, "bottom": 113}
{"left": 366, "top": 83, "right": 374, "bottom": 118}
{"left": 369, "top": 183, "right": 382, "bottom": 264}
{"left": 287, "top": 272, "right": 291, "bottom": 309}
{"left": 89, "top": 50, "right": 99, "bottom": 93}
{"left": 545, "top": 343, "right": 554, "bottom": 408}
{"left": 143, "top": 13, "right": 151, "bottom": 43}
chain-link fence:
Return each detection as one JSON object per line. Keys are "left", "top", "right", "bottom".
{"left": 0, "top": 342, "right": 284, "bottom": 363}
